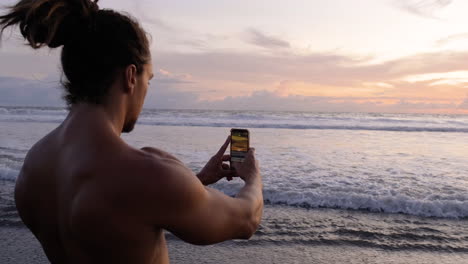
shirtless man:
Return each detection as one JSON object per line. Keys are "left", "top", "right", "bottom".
{"left": 0, "top": 1, "right": 263, "bottom": 263}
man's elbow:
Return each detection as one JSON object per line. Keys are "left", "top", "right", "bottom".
{"left": 238, "top": 212, "right": 262, "bottom": 239}
{"left": 239, "top": 223, "right": 258, "bottom": 240}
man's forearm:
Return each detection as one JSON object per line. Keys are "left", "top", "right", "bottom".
{"left": 237, "top": 177, "right": 262, "bottom": 202}
{"left": 236, "top": 176, "right": 263, "bottom": 231}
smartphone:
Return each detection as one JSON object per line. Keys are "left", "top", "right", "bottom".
{"left": 230, "top": 128, "right": 249, "bottom": 163}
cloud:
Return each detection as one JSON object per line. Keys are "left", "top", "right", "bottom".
{"left": 393, "top": 0, "right": 453, "bottom": 18}
{"left": 141, "top": 60, "right": 468, "bottom": 113}
{"left": 436, "top": 32, "right": 468, "bottom": 46}
{"left": 458, "top": 97, "right": 468, "bottom": 109}
{"left": 0, "top": 73, "right": 199, "bottom": 109}
{"left": 142, "top": 67, "right": 200, "bottom": 109}
{"left": 244, "top": 28, "right": 290, "bottom": 49}
{"left": 131, "top": 1, "right": 174, "bottom": 31}
{"left": 3, "top": 38, "right": 468, "bottom": 113}
{"left": 128, "top": 2, "right": 231, "bottom": 52}
{"left": 152, "top": 51, "right": 367, "bottom": 87}
{"left": 0, "top": 76, "right": 63, "bottom": 106}
{"left": 149, "top": 49, "right": 468, "bottom": 113}
{"left": 143, "top": 78, "right": 200, "bottom": 110}
{"left": 154, "top": 68, "right": 193, "bottom": 84}
{"left": 143, "top": 85, "right": 200, "bottom": 109}
{"left": 0, "top": 49, "right": 61, "bottom": 79}
{"left": 194, "top": 90, "right": 462, "bottom": 113}
{"left": 153, "top": 49, "right": 468, "bottom": 90}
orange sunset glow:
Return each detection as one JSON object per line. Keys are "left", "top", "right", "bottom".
{"left": 1, "top": 0, "right": 468, "bottom": 114}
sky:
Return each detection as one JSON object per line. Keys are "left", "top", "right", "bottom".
{"left": 1, "top": 0, "right": 468, "bottom": 114}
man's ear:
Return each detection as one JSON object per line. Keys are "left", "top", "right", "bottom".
{"left": 124, "top": 64, "right": 138, "bottom": 94}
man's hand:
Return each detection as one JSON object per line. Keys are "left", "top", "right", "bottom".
{"left": 197, "top": 136, "right": 236, "bottom": 185}
{"left": 231, "top": 148, "right": 260, "bottom": 185}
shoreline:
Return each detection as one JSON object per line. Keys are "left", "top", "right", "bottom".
{"left": 1, "top": 179, "right": 468, "bottom": 263}
{"left": 1, "top": 226, "right": 467, "bottom": 264}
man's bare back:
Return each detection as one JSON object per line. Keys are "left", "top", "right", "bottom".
{"left": 1, "top": 1, "right": 263, "bottom": 262}
{"left": 15, "top": 105, "right": 262, "bottom": 264}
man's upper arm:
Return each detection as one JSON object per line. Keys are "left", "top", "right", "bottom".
{"left": 138, "top": 156, "right": 254, "bottom": 245}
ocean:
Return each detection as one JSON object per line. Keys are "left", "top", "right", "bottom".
{"left": 0, "top": 106, "right": 467, "bottom": 263}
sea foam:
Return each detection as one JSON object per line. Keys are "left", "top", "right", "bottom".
{"left": 215, "top": 183, "right": 468, "bottom": 219}
{"left": 1, "top": 107, "right": 468, "bottom": 133}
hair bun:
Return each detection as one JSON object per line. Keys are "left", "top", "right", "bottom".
{"left": 1, "top": 0, "right": 100, "bottom": 49}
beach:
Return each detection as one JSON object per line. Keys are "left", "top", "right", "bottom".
{"left": 2, "top": 227, "right": 468, "bottom": 264}
{"left": 1, "top": 179, "right": 467, "bottom": 264}
{"left": 0, "top": 107, "right": 467, "bottom": 263}
{"left": 1, "top": 179, "right": 467, "bottom": 263}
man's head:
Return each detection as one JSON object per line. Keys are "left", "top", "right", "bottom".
{"left": 0, "top": 0, "right": 152, "bottom": 124}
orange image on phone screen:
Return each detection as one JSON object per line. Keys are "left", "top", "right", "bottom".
{"left": 230, "top": 129, "right": 249, "bottom": 162}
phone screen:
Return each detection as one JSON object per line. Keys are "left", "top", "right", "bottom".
{"left": 231, "top": 129, "right": 249, "bottom": 162}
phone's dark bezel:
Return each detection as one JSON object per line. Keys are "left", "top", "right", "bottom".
{"left": 230, "top": 128, "right": 249, "bottom": 162}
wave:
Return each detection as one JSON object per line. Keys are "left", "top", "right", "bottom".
{"left": 1, "top": 167, "right": 466, "bottom": 219}
{"left": 137, "top": 120, "right": 468, "bottom": 133}
{"left": 265, "top": 191, "right": 468, "bottom": 219}
{"left": 0, "top": 106, "right": 67, "bottom": 116}
{"left": 2, "top": 116, "right": 468, "bottom": 132}
{"left": 0, "top": 167, "right": 19, "bottom": 182}
{"left": 1, "top": 107, "right": 468, "bottom": 133}
{"left": 215, "top": 184, "right": 468, "bottom": 219}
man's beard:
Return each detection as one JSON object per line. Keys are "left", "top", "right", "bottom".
{"left": 122, "top": 119, "right": 137, "bottom": 133}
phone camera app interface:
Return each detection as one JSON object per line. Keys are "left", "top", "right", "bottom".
{"left": 231, "top": 130, "right": 248, "bottom": 162}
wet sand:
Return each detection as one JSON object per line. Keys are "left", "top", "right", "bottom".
{"left": 1, "top": 181, "right": 467, "bottom": 264}
{"left": 1, "top": 226, "right": 467, "bottom": 264}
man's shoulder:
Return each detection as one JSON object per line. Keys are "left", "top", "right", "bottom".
{"left": 72, "top": 146, "right": 197, "bottom": 213}
{"left": 18, "top": 128, "right": 62, "bottom": 183}
{"left": 97, "top": 146, "right": 205, "bottom": 222}
{"left": 118, "top": 146, "right": 181, "bottom": 174}
{"left": 110, "top": 146, "right": 198, "bottom": 192}
{"left": 140, "top": 146, "right": 182, "bottom": 162}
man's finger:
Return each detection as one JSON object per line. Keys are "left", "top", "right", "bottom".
{"left": 222, "top": 154, "right": 230, "bottom": 161}
{"left": 244, "top": 148, "right": 255, "bottom": 159}
{"left": 222, "top": 170, "right": 237, "bottom": 179}
{"left": 222, "top": 163, "right": 230, "bottom": 170}
{"left": 216, "top": 136, "right": 231, "bottom": 157}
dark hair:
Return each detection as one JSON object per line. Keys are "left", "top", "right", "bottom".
{"left": 0, "top": 0, "right": 151, "bottom": 105}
